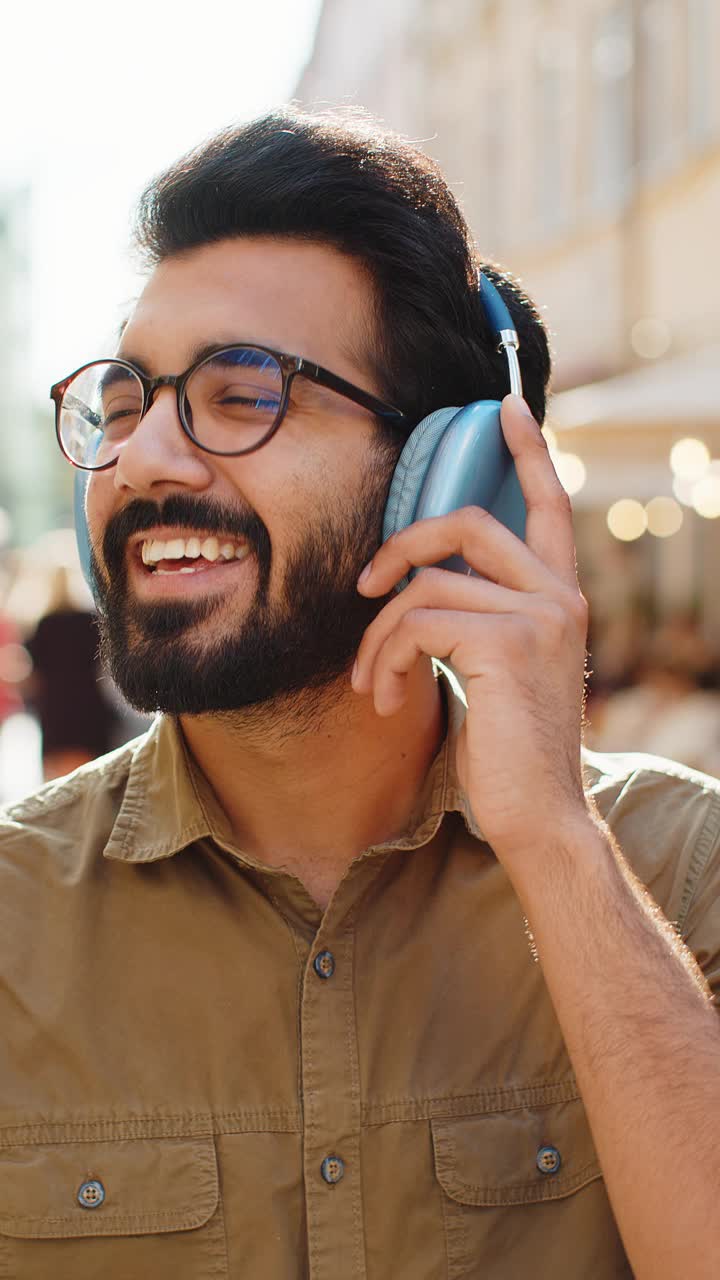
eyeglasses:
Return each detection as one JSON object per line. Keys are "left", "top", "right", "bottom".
{"left": 49, "top": 344, "right": 409, "bottom": 471}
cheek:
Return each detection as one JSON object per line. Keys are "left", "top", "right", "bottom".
{"left": 264, "top": 452, "right": 353, "bottom": 534}
{"left": 225, "top": 431, "right": 382, "bottom": 568}
{"left": 262, "top": 481, "right": 310, "bottom": 570}
{"left": 244, "top": 451, "right": 320, "bottom": 535}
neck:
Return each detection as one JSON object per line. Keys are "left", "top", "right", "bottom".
{"left": 180, "top": 659, "right": 445, "bottom": 909}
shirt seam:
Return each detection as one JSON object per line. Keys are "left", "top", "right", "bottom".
{"left": 179, "top": 725, "right": 224, "bottom": 838}
{"left": 677, "top": 785, "right": 720, "bottom": 931}
{"left": 437, "top": 1160, "right": 602, "bottom": 1201}
{"left": 361, "top": 1079, "right": 582, "bottom": 1125}
{"left": 2, "top": 1208, "right": 212, "bottom": 1228}
{"left": 264, "top": 887, "right": 308, "bottom": 1109}
{"left": 0, "top": 1111, "right": 304, "bottom": 1145}
{"left": 117, "top": 821, "right": 211, "bottom": 862}
{"left": 344, "top": 914, "right": 367, "bottom": 1279}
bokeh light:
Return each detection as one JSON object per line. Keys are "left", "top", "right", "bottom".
{"left": 692, "top": 474, "right": 720, "bottom": 519}
{"left": 670, "top": 437, "right": 710, "bottom": 479}
{"left": 645, "top": 495, "right": 683, "bottom": 537}
{"left": 631, "top": 317, "right": 672, "bottom": 359}
{"left": 552, "top": 452, "right": 587, "bottom": 496}
{"left": 672, "top": 474, "right": 698, "bottom": 506}
{"left": 607, "top": 499, "right": 648, "bottom": 541}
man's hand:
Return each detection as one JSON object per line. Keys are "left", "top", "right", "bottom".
{"left": 355, "top": 394, "right": 720, "bottom": 1278}
{"left": 352, "top": 393, "right": 591, "bottom": 865}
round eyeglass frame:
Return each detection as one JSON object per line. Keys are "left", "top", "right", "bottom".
{"left": 49, "top": 344, "right": 409, "bottom": 471}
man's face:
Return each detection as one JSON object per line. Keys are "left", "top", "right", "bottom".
{"left": 86, "top": 237, "right": 400, "bottom": 716}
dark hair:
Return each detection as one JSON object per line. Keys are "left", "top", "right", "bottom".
{"left": 133, "top": 107, "right": 552, "bottom": 431}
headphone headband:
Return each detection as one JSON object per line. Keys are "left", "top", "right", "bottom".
{"left": 478, "top": 271, "right": 522, "bottom": 398}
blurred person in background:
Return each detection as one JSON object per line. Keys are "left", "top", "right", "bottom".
{"left": 0, "top": 615, "right": 24, "bottom": 726}
{"left": 23, "top": 559, "right": 120, "bottom": 779}
{"left": 0, "top": 110, "right": 719, "bottom": 1279}
{"left": 0, "top": 527, "right": 38, "bottom": 805}
{"left": 587, "top": 609, "right": 720, "bottom": 777}
{"left": 0, "top": 564, "right": 27, "bottom": 729}
{"left": 3, "top": 531, "right": 148, "bottom": 785}
{"left": 653, "top": 608, "right": 720, "bottom": 690}
{"left": 588, "top": 652, "right": 720, "bottom": 777}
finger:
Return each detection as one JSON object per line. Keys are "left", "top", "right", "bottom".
{"left": 358, "top": 505, "right": 557, "bottom": 599}
{"left": 366, "top": 609, "right": 503, "bottom": 715}
{"left": 353, "top": 566, "right": 523, "bottom": 694}
{"left": 499, "top": 395, "right": 579, "bottom": 591}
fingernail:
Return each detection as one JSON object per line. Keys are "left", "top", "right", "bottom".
{"left": 351, "top": 659, "right": 358, "bottom": 686}
{"left": 358, "top": 560, "right": 373, "bottom": 586}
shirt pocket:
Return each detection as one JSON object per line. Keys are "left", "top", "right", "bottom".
{"left": 0, "top": 1134, "right": 228, "bottom": 1280}
{"left": 430, "top": 1099, "right": 630, "bottom": 1280}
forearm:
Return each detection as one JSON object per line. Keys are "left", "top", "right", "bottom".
{"left": 506, "top": 811, "right": 720, "bottom": 1280}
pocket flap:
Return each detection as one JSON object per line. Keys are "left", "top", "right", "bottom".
{"left": 431, "top": 1099, "right": 602, "bottom": 1207}
{"left": 0, "top": 1135, "right": 218, "bottom": 1239}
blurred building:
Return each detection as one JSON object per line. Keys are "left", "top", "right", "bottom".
{"left": 0, "top": 187, "right": 34, "bottom": 540}
{"left": 297, "top": 0, "right": 720, "bottom": 678}
{"left": 0, "top": 186, "right": 73, "bottom": 546}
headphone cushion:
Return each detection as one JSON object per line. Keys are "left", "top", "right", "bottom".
{"left": 73, "top": 470, "right": 103, "bottom": 610}
{"left": 382, "top": 407, "right": 460, "bottom": 543}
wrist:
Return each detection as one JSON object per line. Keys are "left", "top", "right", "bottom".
{"left": 499, "top": 803, "right": 613, "bottom": 905}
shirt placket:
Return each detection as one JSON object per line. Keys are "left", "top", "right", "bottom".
{"left": 299, "top": 875, "right": 371, "bottom": 1280}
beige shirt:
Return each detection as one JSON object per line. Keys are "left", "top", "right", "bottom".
{"left": 1, "top": 674, "right": 719, "bottom": 1279}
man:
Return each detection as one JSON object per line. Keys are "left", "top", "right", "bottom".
{"left": 1, "top": 109, "right": 719, "bottom": 1279}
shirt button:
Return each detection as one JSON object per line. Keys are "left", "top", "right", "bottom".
{"left": 536, "top": 1145, "right": 562, "bottom": 1176}
{"left": 313, "top": 950, "right": 335, "bottom": 980}
{"left": 77, "top": 1179, "right": 106, "bottom": 1208}
{"left": 320, "top": 1155, "right": 345, "bottom": 1184}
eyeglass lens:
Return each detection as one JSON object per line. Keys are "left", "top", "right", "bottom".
{"left": 57, "top": 348, "right": 285, "bottom": 468}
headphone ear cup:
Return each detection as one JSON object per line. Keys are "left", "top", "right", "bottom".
{"left": 73, "top": 470, "right": 103, "bottom": 612}
{"left": 382, "top": 407, "right": 460, "bottom": 544}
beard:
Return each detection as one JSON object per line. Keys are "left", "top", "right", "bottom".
{"left": 91, "top": 449, "right": 397, "bottom": 717}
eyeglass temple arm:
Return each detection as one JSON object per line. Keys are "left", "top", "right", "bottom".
{"left": 297, "top": 359, "right": 408, "bottom": 422}
{"left": 61, "top": 392, "right": 102, "bottom": 429}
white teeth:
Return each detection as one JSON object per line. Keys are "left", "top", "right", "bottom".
{"left": 141, "top": 534, "right": 249, "bottom": 565}
{"left": 200, "top": 537, "right": 220, "bottom": 561}
{"left": 143, "top": 539, "right": 163, "bottom": 562}
{"left": 156, "top": 565, "right": 201, "bottom": 576}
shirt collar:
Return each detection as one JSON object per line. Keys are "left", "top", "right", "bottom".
{"left": 102, "top": 715, "right": 214, "bottom": 863}
{"left": 103, "top": 663, "right": 483, "bottom": 865}
{"left": 435, "top": 662, "right": 486, "bottom": 841}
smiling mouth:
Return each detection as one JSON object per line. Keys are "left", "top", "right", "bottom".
{"left": 138, "top": 534, "right": 252, "bottom": 576}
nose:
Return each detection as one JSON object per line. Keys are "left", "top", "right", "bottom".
{"left": 111, "top": 385, "right": 212, "bottom": 497}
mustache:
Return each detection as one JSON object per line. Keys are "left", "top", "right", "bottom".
{"left": 102, "top": 493, "right": 270, "bottom": 578}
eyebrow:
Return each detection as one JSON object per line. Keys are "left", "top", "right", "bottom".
{"left": 98, "top": 363, "right": 141, "bottom": 393}
{"left": 115, "top": 339, "right": 283, "bottom": 376}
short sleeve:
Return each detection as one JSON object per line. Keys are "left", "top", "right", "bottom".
{"left": 584, "top": 748, "right": 720, "bottom": 1008}
{"left": 677, "top": 786, "right": 720, "bottom": 1008}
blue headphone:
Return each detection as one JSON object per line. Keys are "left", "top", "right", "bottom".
{"left": 74, "top": 272, "right": 525, "bottom": 600}
{"left": 381, "top": 271, "right": 525, "bottom": 581}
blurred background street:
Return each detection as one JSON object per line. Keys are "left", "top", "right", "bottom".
{"left": 1, "top": 0, "right": 719, "bottom": 801}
